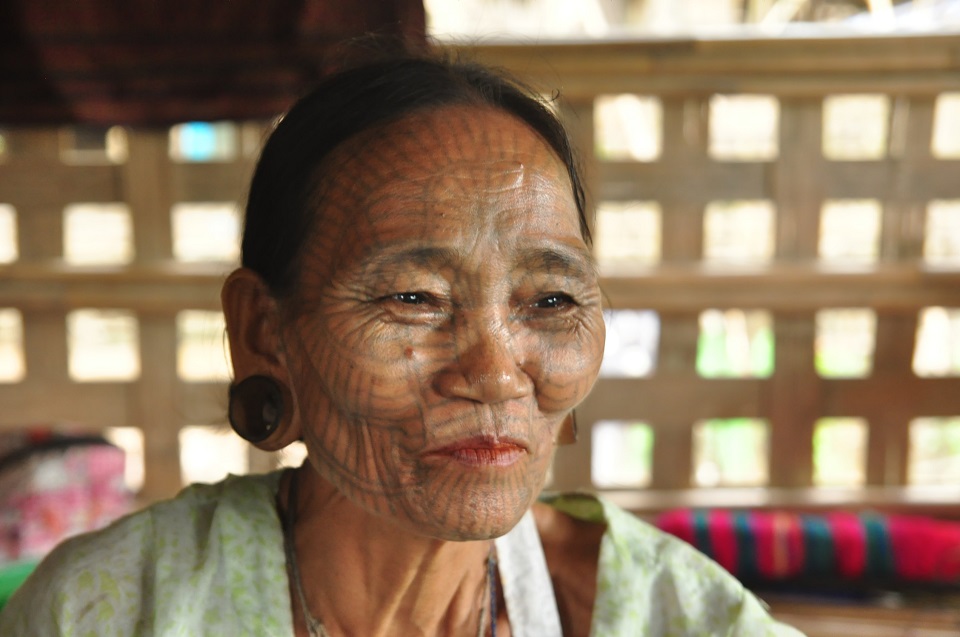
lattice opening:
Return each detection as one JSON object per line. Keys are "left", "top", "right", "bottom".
{"left": 591, "top": 420, "right": 653, "bottom": 488}
{"left": 169, "top": 122, "right": 238, "bottom": 162}
{"left": 276, "top": 441, "right": 309, "bottom": 469}
{"left": 924, "top": 200, "right": 960, "bottom": 266}
{"left": 813, "top": 417, "right": 868, "bottom": 486}
{"left": 59, "top": 125, "right": 128, "bottom": 165}
{"left": 913, "top": 307, "right": 960, "bottom": 377}
{"left": 693, "top": 418, "right": 769, "bottom": 487}
{"left": 708, "top": 94, "right": 779, "bottom": 161}
{"left": 63, "top": 203, "right": 134, "bottom": 265}
{"left": 594, "top": 201, "right": 661, "bottom": 273}
{"left": 599, "top": 309, "right": 659, "bottom": 378}
{"left": 932, "top": 92, "right": 960, "bottom": 159}
{"left": 697, "top": 309, "right": 774, "bottom": 378}
{"left": 176, "top": 310, "right": 231, "bottom": 382}
{"left": 67, "top": 309, "right": 140, "bottom": 382}
{"left": 0, "top": 309, "right": 25, "bottom": 383}
{"left": 818, "top": 199, "right": 882, "bottom": 264}
{"left": 594, "top": 94, "right": 661, "bottom": 161}
{"left": 822, "top": 94, "right": 890, "bottom": 160}
{"left": 103, "top": 426, "right": 145, "bottom": 493}
{"left": 179, "top": 424, "right": 249, "bottom": 485}
{"left": 0, "top": 204, "right": 16, "bottom": 263}
{"left": 171, "top": 202, "right": 240, "bottom": 263}
{"left": 908, "top": 417, "right": 960, "bottom": 485}
{"left": 702, "top": 200, "right": 776, "bottom": 265}
{"left": 815, "top": 308, "right": 876, "bottom": 378}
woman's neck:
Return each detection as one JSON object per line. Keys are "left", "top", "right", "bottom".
{"left": 281, "top": 466, "right": 495, "bottom": 637}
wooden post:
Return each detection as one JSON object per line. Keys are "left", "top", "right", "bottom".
{"left": 134, "top": 313, "right": 183, "bottom": 501}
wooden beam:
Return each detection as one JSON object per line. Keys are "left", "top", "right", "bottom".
{"left": 134, "top": 313, "right": 183, "bottom": 501}
{"left": 0, "top": 264, "right": 225, "bottom": 311}
{"left": 4, "top": 263, "right": 958, "bottom": 315}
{"left": 600, "top": 265, "right": 960, "bottom": 311}
{"left": 172, "top": 160, "right": 254, "bottom": 204}
{"left": 125, "top": 130, "right": 175, "bottom": 261}
{"left": 767, "top": 313, "right": 818, "bottom": 488}
{"left": 775, "top": 97, "right": 824, "bottom": 260}
{"left": 583, "top": 375, "right": 960, "bottom": 423}
{"left": 0, "top": 382, "right": 130, "bottom": 428}
{"left": 457, "top": 35, "right": 960, "bottom": 98}
{"left": 602, "top": 484, "right": 960, "bottom": 517}
{"left": 581, "top": 377, "right": 765, "bottom": 422}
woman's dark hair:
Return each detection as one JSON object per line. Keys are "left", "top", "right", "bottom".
{"left": 242, "top": 49, "right": 590, "bottom": 297}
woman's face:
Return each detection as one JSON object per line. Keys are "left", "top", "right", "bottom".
{"left": 284, "top": 104, "right": 605, "bottom": 540}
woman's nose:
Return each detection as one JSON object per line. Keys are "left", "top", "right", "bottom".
{"left": 434, "top": 320, "right": 531, "bottom": 404}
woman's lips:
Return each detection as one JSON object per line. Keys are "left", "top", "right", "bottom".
{"left": 423, "top": 437, "right": 527, "bottom": 467}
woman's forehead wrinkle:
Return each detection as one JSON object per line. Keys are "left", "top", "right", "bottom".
{"left": 303, "top": 127, "right": 425, "bottom": 277}
{"left": 296, "top": 104, "right": 581, "bottom": 289}
{"left": 445, "top": 160, "right": 526, "bottom": 193}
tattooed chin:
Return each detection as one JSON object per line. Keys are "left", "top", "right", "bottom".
{"left": 309, "top": 424, "right": 553, "bottom": 540}
{"left": 393, "top": 461, "right": 546, "bottom": 541}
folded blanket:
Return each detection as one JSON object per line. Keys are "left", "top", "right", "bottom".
{"left": 657, "top": 509, "right": 960, "bottom": 585}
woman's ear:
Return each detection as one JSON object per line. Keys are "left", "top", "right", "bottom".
{"left": 221, "top": 268, "right": 302, "bottom": 451}
{"left": 222, "top": 268, "right": 285, "bottom": 375}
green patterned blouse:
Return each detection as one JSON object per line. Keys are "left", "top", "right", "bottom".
{"left": 0, "top": 472, "right": 803, "bottom": 636}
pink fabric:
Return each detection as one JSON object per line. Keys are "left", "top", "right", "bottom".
{"left": 826, "top": 512, "right": 867, "bottom": 578}
{"left": 888, "top": 515, "right": 960, "bottom": 582}
{"left": 707, "top": 509, "right": 738, "bottom": 573}
{"left": 656, "top": 507, "right": 960, "bottom": 585}
{"left": 0, "top": 429, "right": 131, "bottom": 564}
{"left": 657, "top": 509, "right": 695, "bottom": 545}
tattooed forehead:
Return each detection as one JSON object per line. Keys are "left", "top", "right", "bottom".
{"left": 320, "top": 104, "right": 569, "bottom": 194}
{"left": 446, "top": 159, "right": 525, "bottom": 189}
{"left": 298, "top": 105, "right": 581, "bottom": 282}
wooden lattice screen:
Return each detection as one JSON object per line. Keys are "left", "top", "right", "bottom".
{"left": 0, "top": 125, "right": 272, "bottom": 502}
{"left": 1, "top": 33, "right": 959, "bottom": 510}
{"left": 472, "top": 34, "right": 960, "bottom": 513}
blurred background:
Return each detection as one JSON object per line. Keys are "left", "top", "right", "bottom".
{"left": 426, "top": 0, "right": 960, "bottom": 35}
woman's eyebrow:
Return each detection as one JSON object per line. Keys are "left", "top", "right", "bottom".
{"left": 515, "top": 246, "right": 596, "bottom": 277}
{"left": 361, "top": 246, "right": 458, "bottom": 272}
{"left": 357, "top": 244, "right": 595, "bottom": 277}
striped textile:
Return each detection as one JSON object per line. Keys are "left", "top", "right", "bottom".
{"left": 657, "top": 509, "right": 960, "bottom": 585}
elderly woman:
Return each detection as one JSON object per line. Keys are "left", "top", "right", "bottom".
{"left": 0, "top": 51, "right": 803, "bottom": 636}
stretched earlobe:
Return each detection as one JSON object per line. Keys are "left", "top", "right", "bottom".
{"left": 228, "top": 375, "right": 301, "bottom": 451}
{"left": 557, "top": 411, "right": 578, "bottom": 446}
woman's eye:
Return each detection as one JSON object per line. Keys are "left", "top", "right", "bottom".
{"left": 393, "top": 292, "right": 430, "bottom": 305}
{"left": 534, "top": 293, "right": 576, "bottom": 309}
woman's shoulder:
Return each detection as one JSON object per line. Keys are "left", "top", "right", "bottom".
{"left": 539, "top": 493, "right": 805, "bottom": 636}
{"left": 541, "top": 491, "right": 747, "bottom": 577}
{"left": 49, "top": 471, "right": 284, "bottom": 566}
{"left": 539, "top": 491, "right": 691, "bottom": 566}
{"left": 0, "top": 472, "right": 288, "bottom": 636}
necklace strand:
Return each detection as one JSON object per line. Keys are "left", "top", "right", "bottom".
{"left": 281, "top": 471, "right": 328, "bottom": 637}
{"left": 281, "top": 470, "right": 497, "bottom": 637}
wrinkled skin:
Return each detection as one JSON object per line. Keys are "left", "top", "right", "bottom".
{"left": 271, "top": 104, "right": 604, "bottom": 541}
